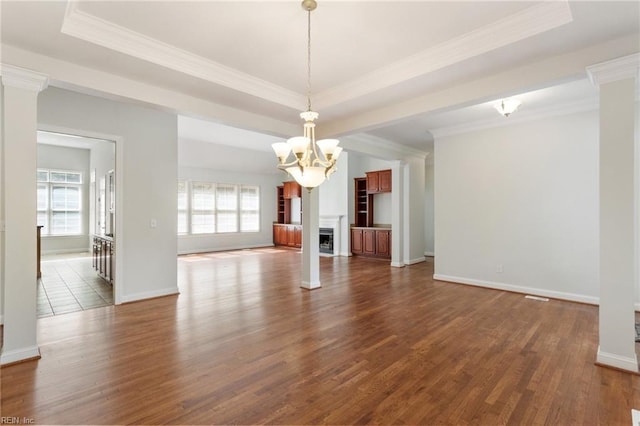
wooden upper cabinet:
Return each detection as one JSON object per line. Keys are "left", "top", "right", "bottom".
{"left": 366, "top": 172, "right": 379, "bottom": 194}
{"left": 366, "top": 169, "right": 392, "bottom": 194}
{"left": 378, "top": 169, "right": 392, "bottom": 193}
{"left": 283, "top": 181, "right": 301, "bottom": 199}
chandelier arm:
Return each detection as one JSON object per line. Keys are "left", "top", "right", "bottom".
{"left": 277, "top": 158, "right": 303, "bottom": 168}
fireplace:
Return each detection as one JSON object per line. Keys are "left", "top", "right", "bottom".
{"left": 319, "top": 228, "right": 334, "bottom": 254}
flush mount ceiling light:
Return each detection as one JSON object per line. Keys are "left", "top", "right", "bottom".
{"left": 271, "top": 0, "right": 342, "bottom": 191}
{"left": 494, "top": 98, "right": 522, "bottom": 117}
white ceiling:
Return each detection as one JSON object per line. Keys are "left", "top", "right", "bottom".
{"left": 2, "top": 1, "right": 639, "bottom": 159}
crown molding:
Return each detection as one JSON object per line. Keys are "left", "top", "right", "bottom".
{"left": 586, "top": 53, "right": 640, "bottom": 86}
{"left": 61, "top": 1, "right": 305, "bottom": 111}
{"left": 0, "top": 64, "right": 49, "bottom": 91}
{"left": 343, "top": 133, "right": 428, "bottom": 160}
{"left": 314, "top": 1, "right": 573, "bottom": 110}
{"left": 431, "top": 97, "right": 599, "bottom": 139}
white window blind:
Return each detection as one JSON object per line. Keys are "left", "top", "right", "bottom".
{"left": 177, "top": 181, "right": 261, "bottom": 235}
{"left": 216, "top": 184, "right": 238, "bottom": 233}
{"left": 191, "top": 182, "right": 215, "bottom": 234}
{"left": 240, "top": 186, "right": 260, "bottom": 232}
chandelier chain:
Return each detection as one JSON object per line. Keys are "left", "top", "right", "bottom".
{"left": 306, "top": 8, "right": 312, "bottom": 112}
{"left": 270, "top": 0, "right": 341, "bottom": 190}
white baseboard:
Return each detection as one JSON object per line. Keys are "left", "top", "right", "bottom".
{"left": 424, "top": 251, "right": 435, "bottom": 257}
{"left": 0, "top": 314, "right": 3, "bottom": 325}
{"left": 178, "top": 242, "right": 274, "bottom": 255}
{"left": 119, "top": 287, "right": 179, "bottom": 304}
{"left": 1, "top": 345, "right": 41, "bottom": 365}
{"left": 597, "top": 346, "right": 639, "bottom": 372}
{"left": 301, "top": 280, "right": 321, "bottom": 290}
{"left": 405, "top": 257, "right": 426, "bottom": 265}
{"left": 339, "top": 251, "right": 352, "bottom": 257}
{"left": 390, "top": 261, "right": 404, "bottom": 268}
{"left": 432, "top": 274, "right": 599, "bottom": 305}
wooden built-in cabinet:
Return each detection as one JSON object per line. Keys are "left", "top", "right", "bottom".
{"left": 277, "top": 186, "right": 286, "bottom": 224}
{"left": 283, "top": 181, "right": 301, "bottom": 199}
{"left": 93, "top": 235, "right": 114, "bottom": 284}
{"left": 366, "top": 169, "right": 392, "bottom": 194}
{"left": 352, "top": 168, "right": 392, "bottom": 259}
{"left": 354, "top": 178, "right": 373, "bottom": 227}
{"left": 276, "top": 181, "right": 302, "bottom": 226}
{"left": 375, "top": 229, "right": 391, "bottom": 258}
{"left": 351, "top": 227, "right": 391, "bottom": 259}
{"left": 273, "top": 223, "right": 302, "bottom": 248}
{"left": 274, "top": 180, "right": 303, "bottom": 248}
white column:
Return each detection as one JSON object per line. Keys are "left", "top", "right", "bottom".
{"left": 1, "top": 65, "right": 49, "bottom": 365}
{"left": 405, "top": 157, "right": 426, "bottom": 265}
{"left": 301, "top": 187, "right": 320, "bottom": 289}
{"left": 587, "top": 54, "right": 639, "bottom": 372}
{"left": 391, "top": 160, "right": 404, "bottom": 267}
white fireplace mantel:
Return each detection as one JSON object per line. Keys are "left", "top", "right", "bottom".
{"left": 319, "top": 215, "right": 344, "bottom": 256}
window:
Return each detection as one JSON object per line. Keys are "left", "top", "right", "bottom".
{"left": 240, "top": 186, "right": 260, "bottom": 232}
{"left": 37, "top": 169, "right": 83, "bottom": 235}
{"left": 177, "top": 181, "right": 260, "bottom": 235}
{"left": 216, "top": 184, "right": 238, "bottom": 233}
{"left": 191, "top": 182, "right": 216, "bottom": 234}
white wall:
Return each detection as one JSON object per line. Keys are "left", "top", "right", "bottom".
{"left": 434, "top": 109, "right": 599, "bottom": 303}
{"left": 405, "top": 156, "right": 426, "bottom": 264}
{"left": 37, "top": 144, "right": 91, "bottom": 254}
{"left": 89, "top": 139, "right": 116, "bottom": 239}
{"left": 38, "top": 87, "right": 178, "bottom": 304}
{"left": 178, "top": 165, "right": 281, "bottom": 254}
{"left": 425, "top": 157, "right": 435, "bottom": 256}
{"left": 0, "top": 83, "right": 4, "bottom": 323}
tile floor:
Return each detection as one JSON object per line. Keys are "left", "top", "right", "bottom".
{"left": 37, "top": 252, "right": 114, "bottom": 318}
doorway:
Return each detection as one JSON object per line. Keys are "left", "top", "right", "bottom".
{"left": 36, "top": 130, "right": 116, "bottom": 317}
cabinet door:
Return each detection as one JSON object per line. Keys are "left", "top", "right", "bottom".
{"left": 363, "top": 229, "right": 376, "bottom": 255}
{"left": 379, "top": 169, "right": 392, "bottom": 193}
{"left": 294, "top": 226, "right": 302, "bottom": 248}
{"left": 351, "top": 229, "right": 363, "bottom": 254}
{"left": 287, "top": 226, "right": 297, "bottom": 246}
{"left": 375, "top": 230, "right": 391, "bottom": 258}
{"left": 283, "top": 181, "right": 301, "bottom": 199}
{"left": 366, "top": 172, "right": 379, "bottom": 193}
{"left": 290, "top": 182, "right": 301, "bottom": 198}
{"left": 273, "top": 225, "right": 282, "bottom": 245}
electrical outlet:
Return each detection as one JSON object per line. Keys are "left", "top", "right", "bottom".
{"left": 150, "top": 219, "right": 157, "bottom": 228}
{"left": 496, "top": 264, "right": 503, "bottom": 273}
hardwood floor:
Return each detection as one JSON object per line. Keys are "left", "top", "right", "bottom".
{"left": 2, "top": 247, "right": 639, "bottom": 425}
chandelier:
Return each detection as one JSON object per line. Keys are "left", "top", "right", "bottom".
{"left": 272, "top": 0, "right": 342, "bottom": 191}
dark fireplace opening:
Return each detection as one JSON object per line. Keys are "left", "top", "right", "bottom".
{"left": 319, "top": 228, "right": 334, "bottom": 254}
